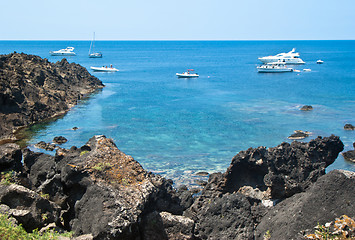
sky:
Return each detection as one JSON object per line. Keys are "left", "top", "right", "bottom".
{"left": 1, "top": 0, "right": 354, "bottom": 40}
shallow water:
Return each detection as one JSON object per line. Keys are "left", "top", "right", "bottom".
{"left": 2, "top": 40, "right": 355, "bottom": 186}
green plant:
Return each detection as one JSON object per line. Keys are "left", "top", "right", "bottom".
{"left": 263, "top": 230, "right": 271, "bottom": 240}
{"left": 80, "top": 150, "right": 89, "bottom": 156}
{"left": 39, "top": 192, "right": 49, "bottom": 200}
{"left": 0, "top": 212, "right": 73, "bottom": 239}
{"left": 91, "top": 162, "right": 112, "bottom": 172}
{"left": 0, "top": 171, "right": 15, "bottom": 185}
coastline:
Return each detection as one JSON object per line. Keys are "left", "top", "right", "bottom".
{"left": 0, "top": 52, "right": 354, "bottom": 239}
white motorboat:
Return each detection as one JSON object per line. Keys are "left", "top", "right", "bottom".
{"left": 257, "top": 62, "right": 293, "bottom": 73}
{"left": 89, "top": 32, "right": 102, "bottom": 58}
{"left": 176, "top": 69, "right": 199, "bottom": 78}
{"left": 258, "top": 48, "right": 305, "bottom": 64}
{"left": 316, "top": 60, "right": 324, "bottom": 64}
{"left": 90, "top": 65, "right": 118, "bottom": 72}
{"left": 50, "top": 47, "right": 76, "bottom": 56}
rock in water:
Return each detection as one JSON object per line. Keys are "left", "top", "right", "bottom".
{"left": 344, "top": 123, "right": 355, "bottom": 130}
{"left": 300, "top": 105, "right": 313, "bottom": 111}
{"left": 0, "top": 52, "right": 104, "bottom": 141}
{"left": 53, "top": 136, "right": 67, "bottom": 144}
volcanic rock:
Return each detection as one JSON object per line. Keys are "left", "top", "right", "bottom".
{"left": 0, "top": 143, "right": 22, "bottom": 172}
{"left": 254, "top": 170, "right": 355, "bottom": 240}
{"left": 0, "top": 52, "right": 104, "bottom": 141}
{"left": 288, "top": 130, "right": 310, "bottom": 140}
{"left": 53, "top": 136, "right": 68, "bottom": 144}
{"left": 342, "top": 142, "right": 355, "bottom": 163}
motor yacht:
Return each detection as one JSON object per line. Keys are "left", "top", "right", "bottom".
{"left": 50, "top": 47, "right": 76, "bottom": 56}
{"left": 176, "top": 69, "right": 199, "bottom": 78}
{"left": 90, "top": 65, "right": 118, "bottom": 72}
{"left": 316, "top": 60, "right": 324, "bottom": 64}
{"left": 258, "top": 48, "right": 305, "bottom": 64}
{"left": 257, "top": 62, "right": 293, "bottom": 73}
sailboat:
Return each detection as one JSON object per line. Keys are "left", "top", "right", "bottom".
{"left": 89, "top": 32, "right": 102, "bottom": 58}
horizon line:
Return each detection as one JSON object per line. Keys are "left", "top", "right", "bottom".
{"left": 0, "top": 39, "right": 354, "bottom": 41}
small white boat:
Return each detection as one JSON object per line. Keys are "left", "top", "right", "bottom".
{"left": 89, "top": 32, "right": 102, "bottom": 58}
{"left": 316, "top": 60, "right": 323, "bottom": 64}
{"left": 303, "top": 69, "right": 311, "bottom": 72}
{"left": 258, "top": 48, "right": 305, "bottom": 65}
{"left": 257, "top": 62, "right": 293, "bottom": 73}
{"left": 90, "top": 65, "right": 118, "bottom": 72}
{"left": 50, "top": 47, "right": 76, "bottom": 56}
{"left": 176, "top": 69, "right": 199, "bottom": 78}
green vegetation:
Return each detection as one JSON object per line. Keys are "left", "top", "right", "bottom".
{"left": 91, "top": 162, "right": 112, "bottom": 172}
{"left": 305, "top": 215, "right": 355, "bottom": 239}
{"left": 0, "top": 213, "right": 73, "bottom": 240}
{"left": 0, "top": 171, "right": 16, "bottom": 185}
{"left": 80, "top": 150, "right": 89, "bottom": 156}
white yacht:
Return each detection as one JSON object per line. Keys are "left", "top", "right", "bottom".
{"left": 257, "top": 62, "right": 293, "bottom": 73}
{"left": 176, "top": 69, "right": 199, "bottom": 78}
{"left": 258, "top": 48, "right": 305, "bottom": 64}
{"left": 50, "top": 47, "right": 76, "bottom": 56}
{"left": 90, "top": 65, "right": 118, "bottom": 72}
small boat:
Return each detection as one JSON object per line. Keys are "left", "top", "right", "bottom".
{"left": 257, "top": 62, "right": 293, "bottom": 73}
{"left": 316, "top": 60, "right": 324, "bottom": 64}
{"left": 176, "top": 69, "right": 199, "bottom": 78}
{"left": 90, "top": 65, "right": 118, "bottom": 72}
{"left": 89, "top": 32, "right": 102, "bottom": 58}
{"left": 303, "top": 69, "right": 311, "bottom": 72}
{"left": 258, "top": 48, "right": 305, "bottom": 65}
{"left": 50, "top": 47, "right": 76, "bottom": 56}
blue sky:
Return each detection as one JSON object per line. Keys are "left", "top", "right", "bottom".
{"left": 1, "top": 0, "right": 354, "bottom": 40}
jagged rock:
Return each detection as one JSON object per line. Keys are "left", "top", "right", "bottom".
{"left": 141, "top": 211, "right": 195, "bottom": 240}
{"left": 50, "top": 135, "right": 189, "bottom": 239}
{"left": 205, "top": 135, "right": 343, "bottom": 200}
{"left": 0, "top": 183, "right": 61, "bottom": 232}
{"left": 344, "top": 123, "right": 355, "bottom": 130}
{"left": 342, "top": 142, "right": 355, "bottom": 163}
{"left": 0, "top": 52, "right": 104, "bottom": 141}
{"left": 300, "top": 105, "right": 313, "bottom": 111}
{"left": 34, "top": 141, "right": 56, "bottom": 151}
{"left": 185, "top": 192, "right": 266, "bottom": 240}
{"left": 254, "top": 170, "right": 355, "bottom": 240}
{"left": 0, "top": 143, "right": 22, "bottom": 172}
{"left": 53, "top": 136, "right": 68, "bottom": 144}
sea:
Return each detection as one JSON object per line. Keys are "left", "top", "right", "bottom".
{"left": 1, "top": 40, "right": 354, "bottom": 187}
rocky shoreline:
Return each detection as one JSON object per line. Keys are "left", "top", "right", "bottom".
{"left": 0, "top": 52, "right": 104, "bottom": 142}
{"left": 0, "top": 53, "right": 354, "bottom": 239}
{"left": 1, "top": 135, "right": 354, "bottom": 239}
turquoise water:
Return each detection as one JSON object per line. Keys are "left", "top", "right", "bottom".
{"left": 1, "top": 41, "right": 354, "bottom": 186}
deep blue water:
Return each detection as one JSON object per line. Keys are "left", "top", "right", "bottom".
{"left": 1, "top": 40, "right": 354, "bottom": 186}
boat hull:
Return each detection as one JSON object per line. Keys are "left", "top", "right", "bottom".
{"left": 89, "top": 53, "right": 102, "bottom": 58}
{"left": 258, "top": 58, "right": 304, "bottom": 64}
{"left": 50, "top": 52, "right": 76, "bottom": 56}
{"left": 257, "top": 67, "right": 293, "bottom": 73}
{"left": 176, "top": 73, "right": 199, "bottom": 78}
{"left": 90, "top": 67, "right": 118, "bottom": 72}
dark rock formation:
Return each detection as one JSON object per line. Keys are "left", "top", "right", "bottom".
{"left": 205, "top": 135, "right": 343, "bottom": 199}
{"left": 0, "top": 143, "right": 22, "bottom": 172}
{"left": 0, "top": 183, "right": 61, "bottom": 232}
{"left": 34, "top": 141, "right": 57, "bottom": 151}
{"left": 342, "top": 142, "right": 355, "bottom": 163}
{"left": 300, "top": 105, "right": 313, "bottom": 111}
{"left": 0, "top": 135, "right": 350, "bottom": 239}
{"left": 0, "top": 52, "right": 104, "bottom": 141}
{"left": 53, "top": 136, "right": 68, "bottom": 144}
{"left": 254, "top": 170, "right": 355, "bottom": 240}
{"left": 344, "top": 123, "right": 355, "bottom": 130}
